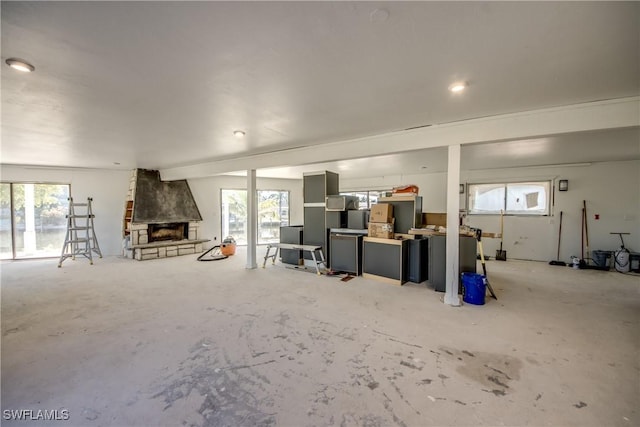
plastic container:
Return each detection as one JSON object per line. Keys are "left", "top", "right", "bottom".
{"left": 571, "top": 256, "right": 580, "bottom": 269}
{"left": 461, "top": 272, "right": 486, "bottom": 305}
{"left": 591, "top": 250, "right": 611, "bottom": 269}
{"left": 614, "top": 248, "right": 630, "bottom": 273}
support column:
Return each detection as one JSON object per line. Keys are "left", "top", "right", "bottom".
{"left": 444, "top": 145, "right": 461, "bottom": 306}
{"left": 246, "top": 169, "right": 258, "bottom": 269}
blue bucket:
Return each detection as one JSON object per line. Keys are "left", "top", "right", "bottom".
{"left": 462, "top": 273, "right": 486, "bottom": 305}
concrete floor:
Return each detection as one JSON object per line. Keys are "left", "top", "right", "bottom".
{"left": 1, "top": 248, "right": 638, "bottom": 427}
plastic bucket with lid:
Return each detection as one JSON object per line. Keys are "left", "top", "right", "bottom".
{"left": 461, "top": 272, "right": 486, "bottom": 305}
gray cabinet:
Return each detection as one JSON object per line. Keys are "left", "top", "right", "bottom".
{"left": 379, "top": 196, "right": 422, "bottom": 234}
{"left": 407, "top": 238, "right": 429, "bottom": 283}
{"left": 330, "top": 234, "right": 363, "bottom": 275}
{"left": 303, "top": 171, "right": 339, "bottom": 262}
{"left": 280, "top": 226, "right": 303, "bottom": 265}
{"left": 428, "top": 235, "right": 477, "bottom": 292}
{"left": 363, "top": 237, "right": 408, "bottom": 285}
{"left": 303, "top": 172, "right": 339, "bottom": 204}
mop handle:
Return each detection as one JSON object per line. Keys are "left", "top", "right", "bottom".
{"left": 557, "top": 211, "right": 563, "bottom": 260}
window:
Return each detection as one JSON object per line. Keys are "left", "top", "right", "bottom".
{"left": 257, "top": 190, "right": 289, "bottom": 244}
{"left": 0, "top": 182, "right": 70, "bottom": 259}
{"left": 221, "top": 189, "right": 247, "bottom": 245}
{"left": 339, "top": 190, "right": 387, "bottom": 209}
{"left": 468, "top": 181, "right": 550, "bottom": 215}
{"left": 1, "top": 183, "right": 12, "bottom": 259}
{"left": 220, "top": 189, "right": 290, "bottom": 245}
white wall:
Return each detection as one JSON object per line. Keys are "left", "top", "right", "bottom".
{"left": 188, "top": 175, "right": 303, "bottom": 248}
{"left": 3, "top": 160, "right": 636, "bottom": 263}
{"left": 0, "top": 166, "right": 304, "bottom": 256}
{"left": 341, "top": 160, "right": 640, "bottom": 262}
{"left": 0, "top": 165, "right": 131, "bottom": 256}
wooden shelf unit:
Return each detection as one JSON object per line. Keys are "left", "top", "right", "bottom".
{"left": 123, "top": 200, "right": 133, "bottom": 236}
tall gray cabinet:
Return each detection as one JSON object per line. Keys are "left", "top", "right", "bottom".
{"left": 428, "top": 235, "right": 477, "bottom": 292}
{"left": 378, "top": 196, "right": 423, "bottom": 234}
{"left": 303, "top": 171, "right": 339, "bottom": 263}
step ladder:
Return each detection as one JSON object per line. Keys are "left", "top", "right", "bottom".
{"left": 58, "top": 197, "right": 103, "bottom": 267}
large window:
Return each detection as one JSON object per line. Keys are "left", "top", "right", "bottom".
{"left": 221, "top": 189, "right": 290, "bottom": 245}
{"left": 468, "top": 181, "right": 550, "bottom": 215}
{"left": 0, "top": 183, "right": 70, "bottom": 259}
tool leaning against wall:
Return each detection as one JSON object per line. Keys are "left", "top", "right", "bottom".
{"left": 549, "top": 211, "right": 566, "bottom": 266}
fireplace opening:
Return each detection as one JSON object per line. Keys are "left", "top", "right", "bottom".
{"left": 148, "top": 223, "right": 188, "bottom": 242}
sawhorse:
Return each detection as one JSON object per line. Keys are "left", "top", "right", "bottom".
{"left": 262, "top": 243, "right": 327, "bottom": 275}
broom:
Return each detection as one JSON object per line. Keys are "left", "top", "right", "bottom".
{"left": 549, "top": 211, "right": 566, "bottom": 266}
{"left": 496, "top": 209, "right": 507, "bottom": 261}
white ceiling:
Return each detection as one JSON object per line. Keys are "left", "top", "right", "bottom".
{"left": 1, "top": 1, "right": 639, "bottom": 179}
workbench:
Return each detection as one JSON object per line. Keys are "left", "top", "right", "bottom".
{"left": 262, "top": 243, "right": 327, "bottom": 274}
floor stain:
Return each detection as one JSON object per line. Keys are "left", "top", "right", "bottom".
{"left": 439, "top": 346, "right": 522, "bottom": 396}
{"left": 482, "top": 388, "right": 506, "bottom": 397}
{"left": 275, "top": 312, "right": 290, "bottom": 326}
{"left": 574, "top": 401, "right": 587, "bottom": 409}
{"left": 151, "top": 338, "right": 275, "bottom": 427}
{"left": 400, "top": 360, "right": 422, "bottom": 370}
{"left": 82, "top": 408, "right": 100, "bottom": 421}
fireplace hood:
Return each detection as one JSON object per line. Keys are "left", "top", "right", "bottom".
{"left": 132, "top": 169, "right": 202, "bottom": 224}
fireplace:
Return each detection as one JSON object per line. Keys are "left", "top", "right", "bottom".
{"left": 148, "top": 223, "right": 188, "bottom": 243}
{"left": 124, "top": 169, "right": 209, "bottom": 260}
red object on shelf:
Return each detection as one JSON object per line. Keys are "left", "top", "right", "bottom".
{"left": 392, "top": 184, "right": 419, "bottom": 195}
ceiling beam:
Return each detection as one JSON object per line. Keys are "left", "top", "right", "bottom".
{"left": 160, "top": 97, "right": 639, "bottom": 181}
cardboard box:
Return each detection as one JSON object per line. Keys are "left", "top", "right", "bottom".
{"left": 368, "top": 221, "right": 395, "bottom": 239}
{"left": 370, "top": 203, "right": 393, "bottom": 223}
{"left": 422, "top": 212, "right": 447, "bottom": 227}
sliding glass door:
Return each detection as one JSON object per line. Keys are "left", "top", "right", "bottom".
{"left": 221, "top": 189, "right": 248, "bottom": 245}
{"left": 220, "top": 189, "right": 290, "bottom": 245}
{"left": 1, "top": 183, "right": 70, "bottom": 259}
{"left": 257, "top": 190, "right": 289, "bottom": 244}
{"left": 0, "top": 184, "right": 12, "bottom": 259}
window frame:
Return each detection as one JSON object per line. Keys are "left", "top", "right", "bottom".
{"left": 1, "top": 181, "right": 71, "bottom": 259}
{"left": 467, "top": 180, "right": 551, "bottom": 216}
{"left": 339, "top": 190, "right": 389, "bottom": 209}
{"left": 220, "top": 188, "right": 290, "bottom": 246}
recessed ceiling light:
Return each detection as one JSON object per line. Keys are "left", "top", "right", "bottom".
{"left": 449, "top": 82, "right": 466, "bottom": 93}
{"left": 6, "top": 58, "right": 35, "bottom": 73}
{"left": 233, "top": 130, "right": 245, "bottom": 138}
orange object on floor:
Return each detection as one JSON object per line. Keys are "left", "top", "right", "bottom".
{"left": 220, "top": 237, "right": 237, "bottom": 256}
